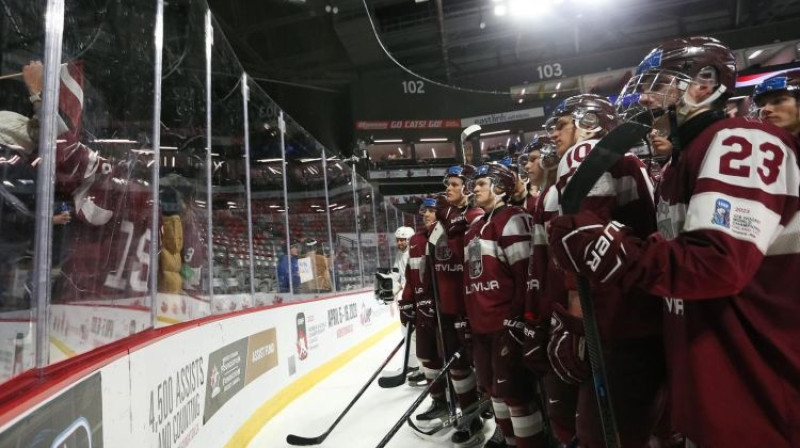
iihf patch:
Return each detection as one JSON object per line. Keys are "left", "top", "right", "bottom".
{"left": 711, "top": 198, "right": 731, "bottom": 229}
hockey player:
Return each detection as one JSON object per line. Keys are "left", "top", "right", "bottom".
{"left": 411, "top": 197, "right": 451, "bottom": 425}
{"left": 464, "top": 163, "right": 544, "bottom": 448}
{"left": 497, "top": 156, "right": 536, "bottom": 215}
{"left": 549, "top": 36, "right": 800, "bottom": 447}
{"left": 435, "top": 165, "right": 486, "bottom": 446}
{"left": 520, "top": 137, "right": 559, "bottom": 208}
{"left": 394, "top": 226, "right": 423, "bottom": 381}
{"left": 539, "top": 94, "right": 666, "bottom": 448}
{"left": 752, "top": 69, "right": 800, "bottom": 138}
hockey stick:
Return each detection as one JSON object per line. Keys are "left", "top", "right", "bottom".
{"left": 378, "top": 323, "right": 414, "bottom": 388}
{"left": 374, "top": 348, "right": 464, "bottom": 448}
{"left": 427, "top": 222, "right": 459, "bottom": 418}
{"left": 406, "top": 395, "right": 492, "bottom": 436}
{"left": 286, "top": 336, "right": 406, "bottom": 446}
{"left": 560, "top": 121, "right": 650, "bottom": 448}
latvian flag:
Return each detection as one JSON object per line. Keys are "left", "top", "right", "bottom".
{"left": 58, "top": 61, "right": 84, "bottom": 141}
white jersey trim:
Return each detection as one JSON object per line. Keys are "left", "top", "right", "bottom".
{"left": 766, "top": 211, "right": 800, "bottom": 256}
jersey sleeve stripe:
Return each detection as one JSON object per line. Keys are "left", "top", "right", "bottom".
{"left": 504, "top": 240, "right": 532, "bottom": 266}
{"left": 683, "top": 191, "right": 782, "bottom": 254}
{"left": 502, "top": 213, "right": 533, "bottom": 237}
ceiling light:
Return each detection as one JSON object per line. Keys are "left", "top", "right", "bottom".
{"left": 420, "top": 138, "right": 448, "bottom": 142}
{"left": 518, "top": 99, "right": 524, "bottom": 104}
{"left": 494, "top": 5, "right": 507, "bottom": 16}
{"left": 481, "top": 129, "right": 511, "bottom": 136}
{"left": 748, "top": 49, "right": 764, "bottom": 59}
{"left": 508, "top": 0, "right": 550, "bottom": 17}
{"left": 432, "top": 148, "right": 437, "bottom": 158}
{"left": 521, "top": 88, "right": 526, "bottom": 95}
{"left": 551, "top": 93, "right": 557, "bottom": 98}
{"left": 373, "top": 139, "right": 403, "bottom": 143}
{"left": 555, "top": 82, "right": 561, "bottom": 90}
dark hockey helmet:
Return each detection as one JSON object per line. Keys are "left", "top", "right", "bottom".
{"left": 521, "top": 135, "right": 560, "bottom": 171}
{"left": 617, "top": 36, "right": 736, "bottom": 119}
{"left": 469, "top": 163, "right": 518, "bottom": 197}
{"left": 753, "top": 70, "right": 800, "bottom": 107}
{"left": 545, "top": 94, "right": 619, "bottom": 138}
{"left": 442, "top": 164, "right": 478, "bottom": 195}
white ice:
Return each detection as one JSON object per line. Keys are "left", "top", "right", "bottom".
{"left": 248, "top": 328, "right": 496, "bottom": 448}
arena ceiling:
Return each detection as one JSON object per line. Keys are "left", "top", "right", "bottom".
{"left": 208, "top": 0, "right": 800, "bottom": 93}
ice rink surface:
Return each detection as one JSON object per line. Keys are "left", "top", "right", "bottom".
{"left": 249, "top": 328, "right": 496, "bottom": 447}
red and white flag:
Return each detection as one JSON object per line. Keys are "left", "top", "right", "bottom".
{"left": 58, "top": 61, "right": 84, "bottom": 141}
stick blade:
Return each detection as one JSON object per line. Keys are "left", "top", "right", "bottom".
{"left": 286, "top": 434, "right": 324, "bottom": 446}
{"left": 378, "top": 374, "right": 406, "bottom": 388}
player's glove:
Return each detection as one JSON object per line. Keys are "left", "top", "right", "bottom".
{"left": 522, "top": 318, "right": 550, "bottom": 376}
{"left": 548, "top": 211, "right": 635, "bottom": 285}
{"left": 415, "top": 298, "right": 436, "bottom": 328}
{"left": 547, "top": 303, "right": 590, "bottom": 384}
{"left": 398, "top": 301, "right": 415, "bottom": 325}
{"left": 503, "top": 316, "right": 525, "bottom": 346}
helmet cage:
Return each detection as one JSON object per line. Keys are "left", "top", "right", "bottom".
{"left": 617, "top": 68, "right": 692, "bottom": 121}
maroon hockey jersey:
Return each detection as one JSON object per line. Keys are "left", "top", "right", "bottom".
{"left": 401, "top": 229, "right": 430, "bottom": 322}
{"left": 463, "top": 205, "right": 532, "bottom": 334}
{"left": 432, "top": 206, "right": 484, "bottom": 316}
{"left": 554, "top": 138, "right": 662, "bottom": 340}
{"left": 56, "top": 175, "right": 153, "bottom": 303}
{"left": 624, "top": 116, "right": 800, "bottom": 447}
{"left": 525, "top": 185, "right": 567, "bottom": 322}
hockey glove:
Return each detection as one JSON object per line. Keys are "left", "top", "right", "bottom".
{"left": 415, "top": 298, "right": 436, "bottom": 328}
{"left": 398, "top": 301, "right": 415, "bottom": 326}
{"left": 547, "top": 303, "right": 590, "bottom": 384}
{"left": 522, "top": 319, "right": 550, "bottom": 376}
{"left": 548, "top": 211, "right": 634, "bottom": 285}
{"left": 503, "top": 317, "right": 525, "bottom": 345}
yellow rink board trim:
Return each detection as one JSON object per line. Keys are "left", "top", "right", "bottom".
{"left": 50, "top": 336, "right": 76, "bottom": 358}
{"left": 226, "top": 321, "right": 401, "bottom": 447}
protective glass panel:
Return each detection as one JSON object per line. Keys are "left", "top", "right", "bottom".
{"left": 209, "top": 19, "right": 251, "bottom": 313}
{"left": 50, "top": 0, "right": 157, "bottom": 361}
{"left": 0, "top": 0, "right": 46, "bottom": 384}
{"left": 375, "top": 193, "right": 391, "bottom": 268}
{"left": 246, "top": 79, "right": 285, "bottom": 306}
{"left": 356, "top": 176, "right": 377, "bottom": 286}
{"left": 283, "top": 117, "right": 333, "bottom": 298}
{"left": 327, "top": 160, "right": 359, "bottom": 291}
{"left": 156, "top": 0, "right": 211, "bottom": 324}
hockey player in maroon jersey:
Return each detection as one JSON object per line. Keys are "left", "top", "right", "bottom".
{"left": 498, "top": 156, "right": 537, "bottom": 216}
{"left": 519, "top": 135, "right": 578, "bottom": 445}
{"left": 539, "top": 94, "right": 666, "bottom": 448}
{"left": 550, "top": 36, "right": 800, "bottom": 448}
{"left": 435, "top": 166, "right": 486, "bottom": 446}
{"left": 519, "top": 138, "right": 559, "bottom": 213}
{"left": 408, "top": 197, "right": 451, "bottom": 425}
{"left": 752, "top": 69, "right": 800, "bottom": 139}
{"left": 464, "top": 163, "right": 544, "bottom": 448}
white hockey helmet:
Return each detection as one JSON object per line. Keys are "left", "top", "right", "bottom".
{"left": 394, "top": 226, "right": 414, "bottom": 239}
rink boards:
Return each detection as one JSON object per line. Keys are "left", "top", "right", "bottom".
{"left": 0, "top": 289, "right": 398, "bottom": 448}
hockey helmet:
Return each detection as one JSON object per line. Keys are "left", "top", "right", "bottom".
{"left": 753, "top": 70, "right": 800, "bottom": 107}
{"left": 394, "top": 226, "right": 414, "bottom": 240}
{"left": 442, "top": 164, "right": 478, "bottom": 195}
{"left": 469, "top": 163, "right": 517, "bottom": 197}
{"left": 617, "top": 36, "right": 736, "bottom": 120}
{"left": 545, "top": 94, "right": 619, "bottom": 139}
